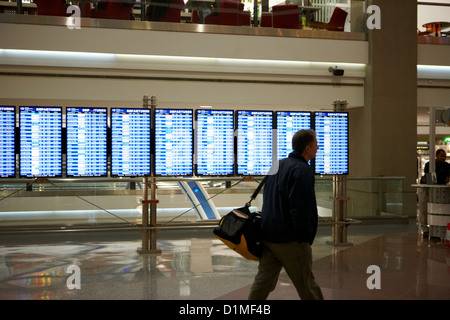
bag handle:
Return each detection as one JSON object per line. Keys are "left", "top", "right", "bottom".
{"left": 245, "top": 176, "right": 268, "bottom": 207}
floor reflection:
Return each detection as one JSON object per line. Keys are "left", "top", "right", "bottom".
{"left": 0, "top": 224, "right": 449, "bottom": 300}
{"left": 0, "top": 236, "right": 259, "bottom": 300}
{"left": 287, "top": 234, "right": 449, "bottom": 300}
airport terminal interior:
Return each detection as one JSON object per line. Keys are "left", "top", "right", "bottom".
{"left": 0, "top": 0, "right": 450, "bottom": 301}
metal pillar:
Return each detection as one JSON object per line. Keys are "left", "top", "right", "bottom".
{"left": 140, "top": 0, "right": 147, "bottom": 21}
{"left": 326, "top": 100, "right": 353, "bottom": 247}
{"left": 16, "top": 0, "right": 22, "bottom": 15}
{"left": 253, "top": 0, "right": 259, "bottom": 27}
{"left": 138, "top": 95, "right": 161, "bottom": 254}
{"left": 428, "top": 107, "right": 436, "bottom": 183}
{"left": 327, "top": 175, "right": 352, "bottom": 246}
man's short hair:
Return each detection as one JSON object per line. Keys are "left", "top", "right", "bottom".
{"left": 292, "top": 129, "right": 316, "bottom": 153}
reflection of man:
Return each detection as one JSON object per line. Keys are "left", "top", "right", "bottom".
{"left": 248, "top": 130, "right": 323, "bottom": 300}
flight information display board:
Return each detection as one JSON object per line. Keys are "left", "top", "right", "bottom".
{"left": 66, "top": 108, "right": 108, "bottom": 177}
{"left": 19, "top": 107, "right": 62, "bottom": 177}
{"left": 0, "top": 106, "right": 16, "bottom": 178}
{"left": 195, "top": 109, "right": 234, "bottom": 176}
{"left": 236, "top": 110, "right": 273, "bottom": 175}
{"left": 276, "top": 111, "right": 311, "bottom": 160}
{"left": 111, "top": 108, "right": 151, "bottom": 177}
{"left": 314, "top": 112, "right": 349, "bottom": 175}
{"left": 155, "top": 109, "right": 193, "bottom": 176}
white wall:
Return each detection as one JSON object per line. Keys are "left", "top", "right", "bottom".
{"left": 0, "top": 21, "right": 368, "bottom": 109}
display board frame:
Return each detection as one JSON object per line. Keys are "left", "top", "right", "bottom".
{"left": 0, "top": 106, "right": 16, "bottom": 178}
{"left": 110, "top": 107, "right": 151, "bottom": 177}
{"left": 313, "top": 111, "right": 349, "bottom": 175}
{"left": 276, "top": 111, "right": 312, "bottom": 161}
{"left": 19, "top": 106, "right": 63, "bottom": 178}
{"left": 194, "top": 109, "right": 235, "bottom": 177}
{"left": 154, "top": 108, "right": 194, "bottom": 177}
{"left": 66, "top": 107, "right": 108, "bottom": 178}
{"left": 236, "top": 110, "right": 274, "bottom": 176}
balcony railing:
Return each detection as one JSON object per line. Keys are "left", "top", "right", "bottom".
{"left": 0, "top": 0, "right": 367, "bottom": 40}
{"left": 0, "top": 176, "right": 407, "bottom": 228}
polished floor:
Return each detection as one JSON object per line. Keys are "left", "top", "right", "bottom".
{"left": 0, "top": 219, "right": 449, "bottom": 301}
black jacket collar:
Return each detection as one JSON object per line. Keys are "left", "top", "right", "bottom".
{"left": 289, "top": 150, "right": 309, "bottom": 165}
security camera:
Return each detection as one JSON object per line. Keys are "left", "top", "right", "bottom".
{"left": 328, "top": 67, "right": 344, "bottom": 76}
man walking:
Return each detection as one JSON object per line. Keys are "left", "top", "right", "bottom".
{"left": 248, "top": 129, "right": 324, "bottom": 300}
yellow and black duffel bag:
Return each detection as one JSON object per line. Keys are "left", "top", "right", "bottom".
{"left": 213, "top": 206, "right": 262, "bottom": 261}
{"left": 213, "top": 177, "right": 267, "bottom": 261}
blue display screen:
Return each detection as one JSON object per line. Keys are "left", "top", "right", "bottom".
{"left": 236, "top": 110, "right": 273, "bottom": 175}
{"left": 195, "top": 109, "right": 234, "bottom": 176}
{"left": 19, "top": 107, "right": 62, "bottom": 177}
{"left": 155, "top": 109, "right": 193, "bottom": 176}
{"left": 111, "top": 108, "right": 151, "bottom": 177}
{"left": 0, "top": 106, "right": 16, "bottom": 178}
{"left": 66, "top": 108, "right": 107, "bottom": 177}
{"left": 314, "top": 112, "right": 349, "bottom": 175}
{"left": 276, "top": 111, "right": 311, "bottom": 160}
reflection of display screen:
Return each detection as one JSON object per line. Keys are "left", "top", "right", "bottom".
{"left": 195, "top": 109, "right": 234, "bottom": 176}
{"left": 314, "top": 112, "right": 348, "bottom": 175}
{"left": 237, "top": 110, "right": 273, "bottom": 175}
{"left": 111, "top": 108, "right": 151, "bottom": 177}
{"left": 276, "top": 111, "right": 311, "bottom": 160}
{"left": 66, "top": 108, "right": 107, "bottom": 177}
{"left": 0, "top": 106, "right": 16, "bottom": 178}
{"left": 20, "top": 107, "right": 62, "bottom": 177}
{"left": 155, "top": 109, "right": 193, "bottom": 176}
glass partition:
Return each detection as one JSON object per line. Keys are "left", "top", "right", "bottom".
{"left": 2, "top": 0, "right": 448, "bottom": 41}
{"left": 0, "top": 0, "right": 369, "bottom": 38}
{"left": 0, "top": 176, "right": 406, "bottom": 228}
{"left": 315, "top": 176, "right": 405, "bottom": 219}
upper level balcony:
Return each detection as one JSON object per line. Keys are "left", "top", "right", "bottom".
{"left": 0, "top": 0, "right": 448, "bottom": 45}
{"left": 0, "top": 1, "right": 448, "bottom": 112}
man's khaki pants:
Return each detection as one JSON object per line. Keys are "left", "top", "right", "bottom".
{"left": 248, "top": 240, "right": 323, "bottom": 300}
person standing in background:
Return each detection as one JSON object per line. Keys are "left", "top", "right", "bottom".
{"left": 418, "top": 149, "right": 450, "bottom": 237}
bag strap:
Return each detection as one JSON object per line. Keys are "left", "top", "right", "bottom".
{"left": 245, "top": 175, "right": 268, "bottom": 207}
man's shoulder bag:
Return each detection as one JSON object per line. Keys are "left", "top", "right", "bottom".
{"left": 213, "top": 176, "right": 267, "bottom": 261}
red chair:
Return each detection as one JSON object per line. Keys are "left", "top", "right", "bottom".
{"left": 34, "top": 0, "right": 68, "bottom": 16}
{"left": 260, "top": 12, "right": 272, "bottom": 27}
{"left": 310, "top": 7, "right": 348, "bottom": 31}
{"left": 91, "top": 1, "right": 135, "bottom": 20}
{"left": 147, "top": 0, "right": 183, "bottom": 22}
{"left": 191, "top": 10, "right": 199, "bottom": 23}
{"left": 239, "top": 10, "right": 251, "bottom": 26}
{"left": 272, "top": 4, "right": 300, "bottom": 29}
{"left": 159, "top": 0, "right": 184, "bottom": 22}
{"left": 205, "top": 0, "right": 244, "bottom": 26}
{"left": 78, "top": 2, "right": 92, "bottom": 17}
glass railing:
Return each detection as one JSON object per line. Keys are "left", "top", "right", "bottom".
{"left": 0, "top": 176, "right": 406, "bottom": 228}
{"left": 0, "top": 0, "right": 368, "bottom": 39}
{"left": 3, "top": 1, "right": 449, "bottom": 43}
{"left": 315, "top": 176, "right": 406, "bottom": 219}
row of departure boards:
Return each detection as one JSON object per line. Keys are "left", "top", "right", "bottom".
{"left": 0, "top": 106, "right": 348, "bottom": 178}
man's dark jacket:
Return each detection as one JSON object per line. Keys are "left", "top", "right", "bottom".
{"left": 260, "top": 150, "right": 318, "bottom": 245}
